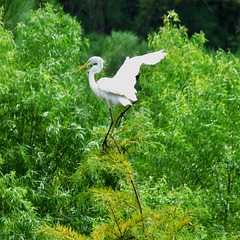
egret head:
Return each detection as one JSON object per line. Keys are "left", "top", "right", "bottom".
{"left": 77, "top": 56, "right": 104, "bottom": 73}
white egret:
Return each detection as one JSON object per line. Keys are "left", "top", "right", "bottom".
{"left": 77, "top": 50, "right": 167, "bottom": 152}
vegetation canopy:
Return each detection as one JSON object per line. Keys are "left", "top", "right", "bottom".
{"left": 0, "top": 3, "right": 239, "bottom": 240}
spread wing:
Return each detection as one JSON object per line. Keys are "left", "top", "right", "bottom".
{"left": 113, "top": 49, "right": 167, "bottom": 87}
{"left": 97, "top": 50, "right": 167, "bottom": 100}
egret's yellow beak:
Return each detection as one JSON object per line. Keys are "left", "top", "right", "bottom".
{"left": 76, "top": 60, "right": 90, "bottom": 73}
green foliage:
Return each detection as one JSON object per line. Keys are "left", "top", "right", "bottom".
{"left": 15, "top": 3, "right": 88, "bottom": 69}
{"left": 0, "top": 4, "right": 89, "bottom": 238}
{"left": 41, "top": 151, "right": 205, "bottom": 240}
{"left": 136, "top": 10, "right": 240, "bottom": 237}
{"left": 1, "top": 3, "right": 89, "bottom": 176}
{"left": 1, "top": 0, "right": 37, "bottom": 29}
{"left": 89, "top": 182, "right": 202, "bottom": 240}
{"left": 39, "top": 222, "right": 89, "bottom": 240}
{"left": 0, "top": 12, "right": 15, "bottom": 81}
{"left": 1, "top": 4, "right": 240, "bottom": 239}
{"left": 0, "top": 171, "right": 46, "bottom": 239}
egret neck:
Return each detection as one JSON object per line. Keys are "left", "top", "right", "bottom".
{"left": 88, "top": 60, "right": 104, "bottom": 99}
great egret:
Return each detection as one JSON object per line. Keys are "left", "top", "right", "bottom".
{"left": 77, "top": 50, "right": 167, "bottom": 152}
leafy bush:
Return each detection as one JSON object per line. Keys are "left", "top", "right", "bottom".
{"left": 0, "top": 171, "right": 46, "bottom": 239}
{"left": 1, "top": 4, "right": 239, "bottom": 239}
{"left": 1, "top": 3, "right": 89, "bottom": 175}
{"left": 41, "top": 151, "right": 207, "bottom": 239}
{"left": 135, "top": 10, "right": 240, "bottom": 237}
{"left": 0, "top": 4, "right": 90, "bottom": 238}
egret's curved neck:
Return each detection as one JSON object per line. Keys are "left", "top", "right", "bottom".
{"left": 89, "top": 62, "right": 103, "bottom": 95}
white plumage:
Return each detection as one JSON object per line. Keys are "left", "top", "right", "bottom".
{"left": 77, "top": 50, "right": 167, "bottom": 152}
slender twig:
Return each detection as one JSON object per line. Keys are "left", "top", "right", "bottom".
{"left": 108, "top": 201, "right": 123, "bottom": 237}
{"left": 109, "top": 134, "right": 122, "bottom": 155}
{"left": 129, "top": 178, "right": 142, "bottom": 215}
{"left": 109, "top": 103, "right": 145, "bottom": 234}
{"left": 111, "top": 134, "right": 145, "bottom": 233}
{"left": 129, "top": 176, "right": 145, "bottom": 234}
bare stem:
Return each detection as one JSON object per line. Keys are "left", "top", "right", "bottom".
{"left": 110, "top": 134, "right": 122, "bottom": 155}
{"left": 110, "top": 112, "right": 145, "bottom": 234}
{"left": 129, "top": 176, "right": 145, "bottom": 233}
{"left": 108, "top": 201, "right": 123, "bottom": 237}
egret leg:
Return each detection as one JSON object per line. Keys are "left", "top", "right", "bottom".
{"left": 116, "top": 101, "right": 137, "bottom": 127}
{"left": 102, "top": 107, "right": 114, "bottom": 151}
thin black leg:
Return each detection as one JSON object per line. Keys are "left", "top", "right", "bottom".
{"left": 116, "top": 101, "right": 137, "bottom": 127}
{"left": 102, "top": 107, "right": 114, "bottom": 151}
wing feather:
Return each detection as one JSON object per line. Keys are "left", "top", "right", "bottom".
{"left": 113, "top": 49, "right": 167, "bottom": 86}
{"left": 97, "top": 50, "right": 167, "bottom": 100}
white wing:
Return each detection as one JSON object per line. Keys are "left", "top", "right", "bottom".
{"left": 98, "top": 50, "right": 167, "bottom": 100}
{"left": 113, "top": 49, "right": 167, "bottom": 86}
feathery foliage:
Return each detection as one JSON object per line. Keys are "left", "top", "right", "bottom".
{"left": 138, "top": 10, "right": 240, "bottom": 236}
{"left": 0, "top": 3, "right": 239, "bottom": 239}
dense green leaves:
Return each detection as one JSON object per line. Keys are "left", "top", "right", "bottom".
{"left": 0, "top": 4, "right": 90, "bottom": 238}
{"left": 0, "top": 4, "right": 239, "bottom": 239}
{"left": 136, "top": 11, "right": 240, "bottom": 234}
{"left": 1, "top": 0, "right": 36, "bottom": 29}
{"left": 1, "top": 4, "right": 89, "bottom": 175}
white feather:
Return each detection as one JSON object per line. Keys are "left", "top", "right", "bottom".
{"left": 77, "top": 50, "right": 167, "bottom": 108}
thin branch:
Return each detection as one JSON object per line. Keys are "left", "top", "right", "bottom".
{"left": 109, "top": 134, "right": 122, "bottom": 155}
{"left": 129, "top": 176, "right": 145, "bottom": 234}
{"left": 108, "top": 201, "right": 123, "bottom": 237}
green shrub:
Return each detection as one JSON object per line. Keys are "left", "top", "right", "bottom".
{"left": 134, "top": 10, "right": 240, "bottom": 236}
{"left": 1, "top": 5, "right": 239, "bottom": 239}
{"left": 40, "top": 152, "right": 207, "bottom": 239}
{"left": 0, "top": 171, "right": 46, "bottom": 239}
{"left": 1, "top": 3, "right": 89, "bottom": 175}
{"left": 0, "top": 4, "right": 90, "bottom": 238}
